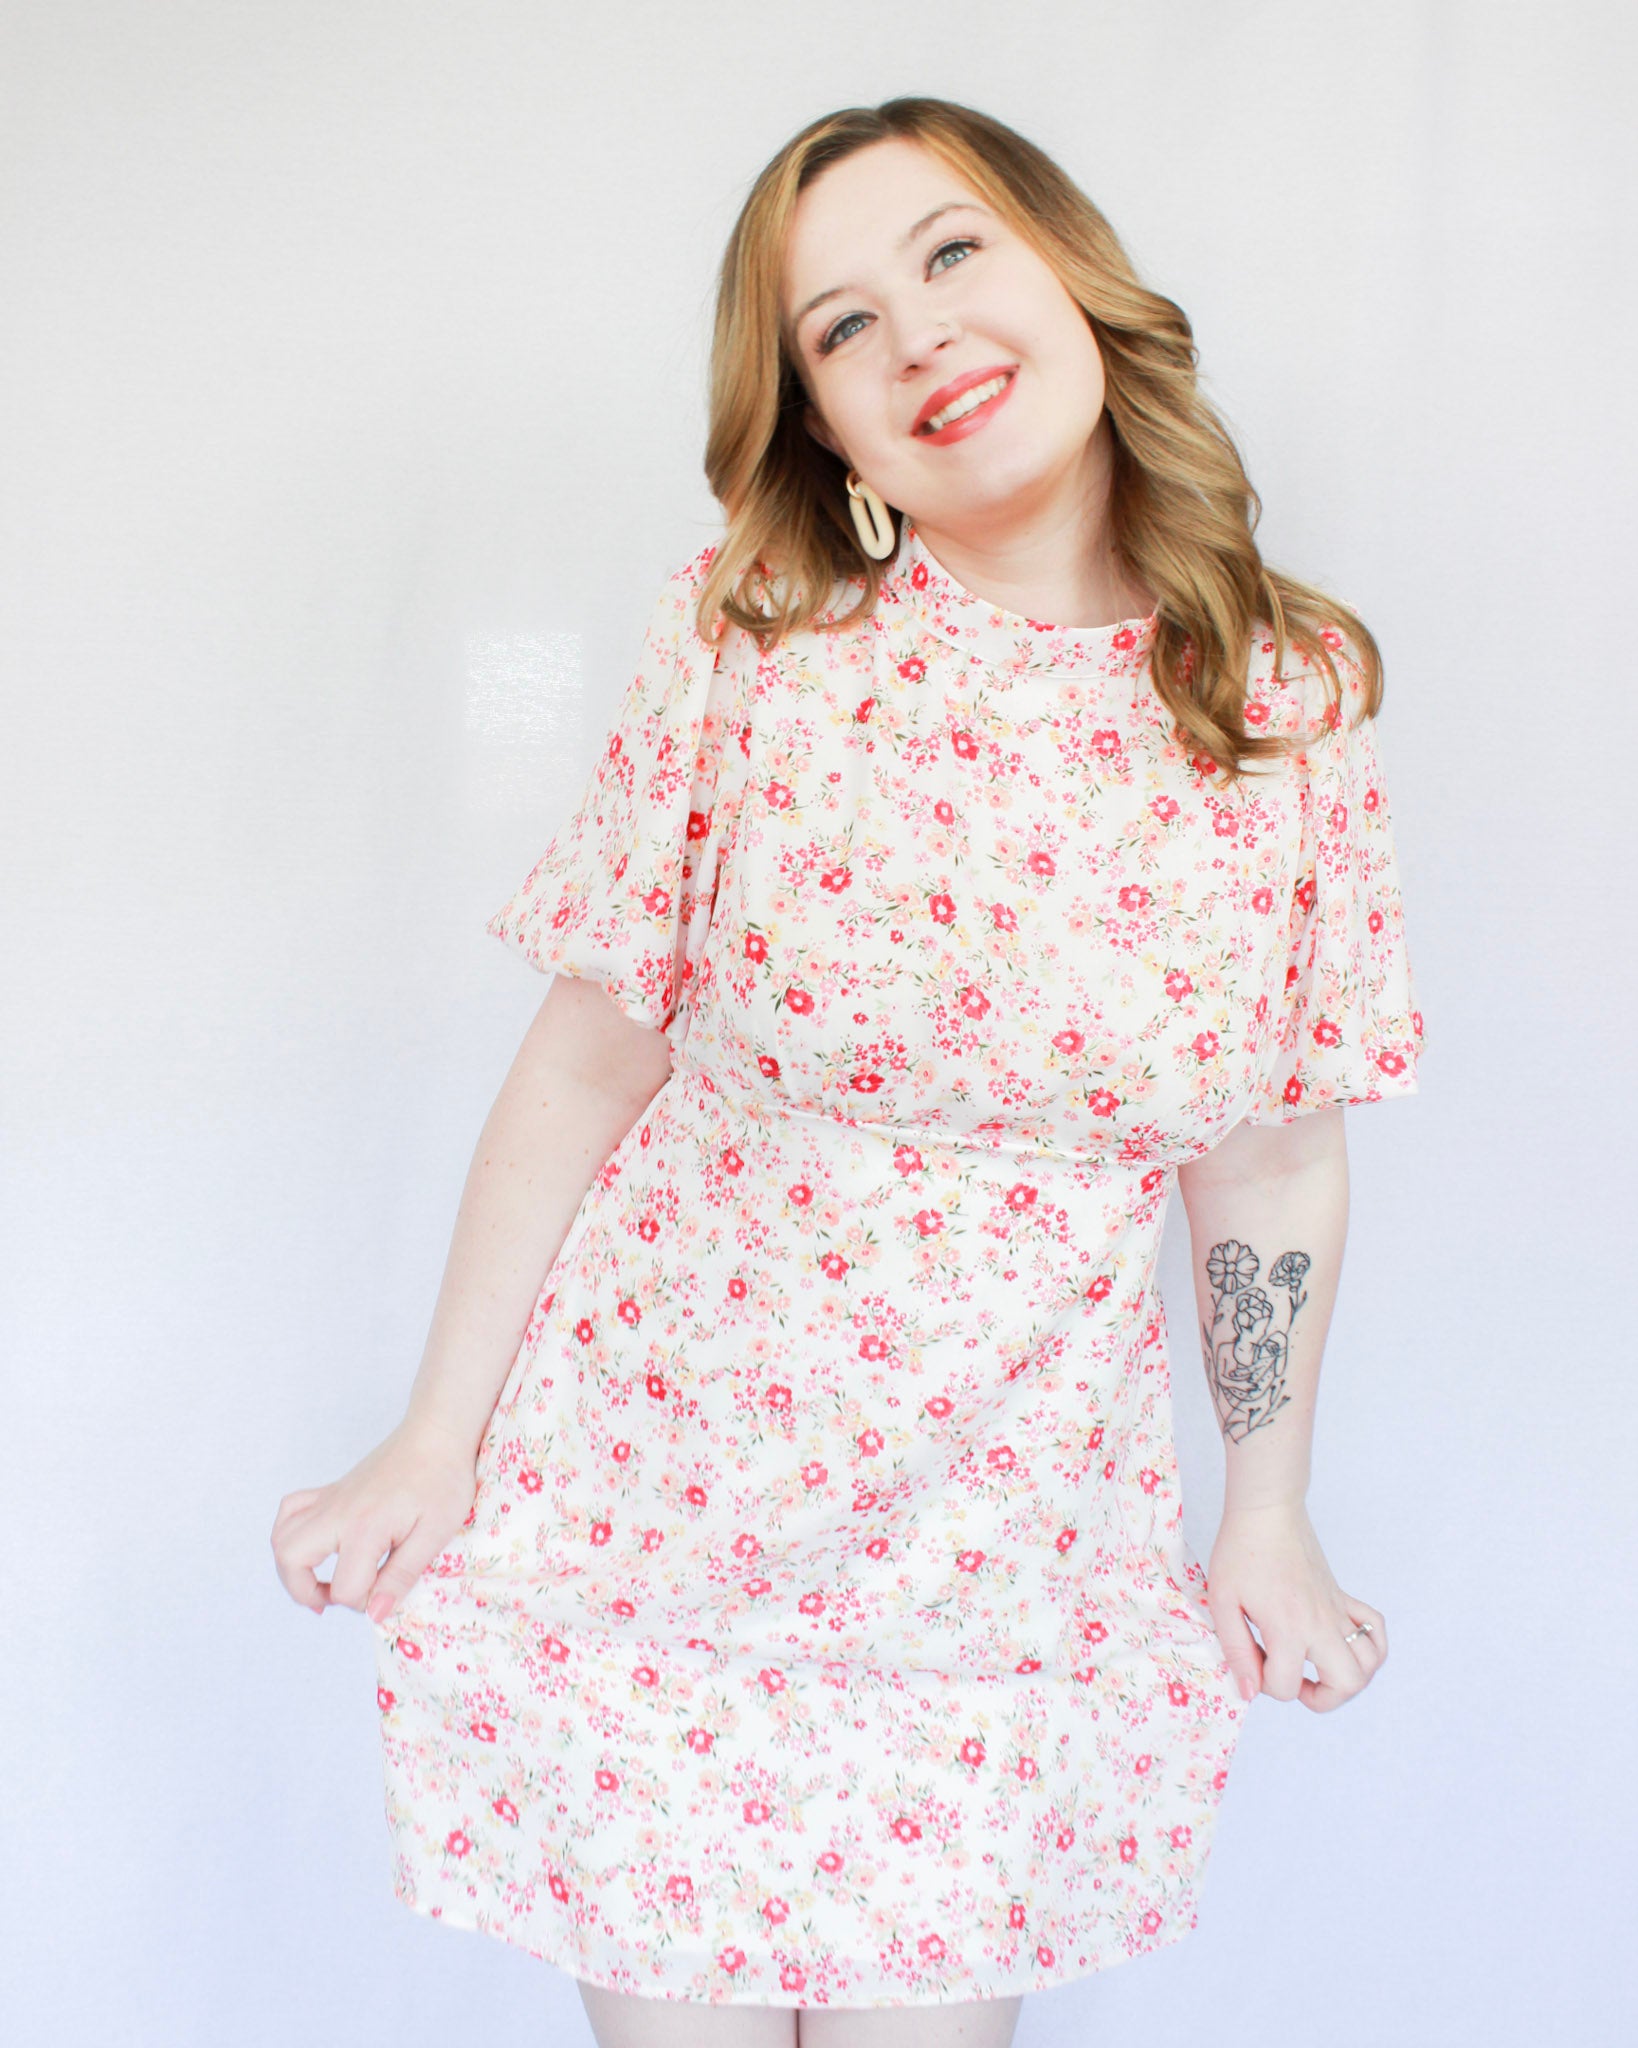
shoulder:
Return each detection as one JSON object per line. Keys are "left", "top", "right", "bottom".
{"left": 1244, "top": 614, "right": 1374, "bottom": 751}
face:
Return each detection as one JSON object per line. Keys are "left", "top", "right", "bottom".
{"left": 781, "top": 137, "right": 1111, "bottom": 541}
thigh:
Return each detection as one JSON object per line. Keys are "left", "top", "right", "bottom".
{"left": 798, "top": 1995, "right": 1023, "bottom": 2048}
{"left": 578, "top": 1979, "right": 799, "bottom": 2048}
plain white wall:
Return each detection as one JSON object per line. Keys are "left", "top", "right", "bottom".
{"left": 4, "top": 2, "right": 1634, "bottom": 2041}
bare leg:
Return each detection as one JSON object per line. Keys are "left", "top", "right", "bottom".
{"left": 798, "top": 1996, "right": 1023, "bottom": 2048}
{"left": 577, "top": 1979, "right": 799, "bottom": 2048}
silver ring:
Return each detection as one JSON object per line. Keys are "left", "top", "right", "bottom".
{"left": 1342, "top": 1623, "right": 1374, "bottom": 1644}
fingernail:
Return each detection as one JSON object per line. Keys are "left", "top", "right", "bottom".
{"left": 367, "top": 1597, "right": 390, "bottom": 1625}
{"left": 1238, "top": 1674, "right": 1257, "bottom": 1701}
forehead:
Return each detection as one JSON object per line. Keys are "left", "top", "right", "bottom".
{"left": 781, "top": 139, "right": 991, "bottom": 306}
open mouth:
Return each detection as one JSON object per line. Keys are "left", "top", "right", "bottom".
{"left": 915, "top": 370, "right": 1017, "bottom": 440}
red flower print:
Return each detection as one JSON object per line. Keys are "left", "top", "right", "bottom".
{"left": 595, "top": 1768, "right": 619, "bottom": 1791}
{"left": 1118, "top": 1834, "right": 1138, "bottom": 1863}
{"left": 991, "top": 901, "right": 1018, "bottom": 931}
{"left": 549, "top": 1871, "right": 570, "bottom": 1903}
{"left": 517, "top": 1467, "right": 543, "bottom": 1494}
{"left": 1165, "top": 968, "right": 1194, "bottom": 1000}
{"left": 959, "top": 1738, "right": 986, "bottom": 1767}
{"left": 855, "top": 697, "right": 875, "bottom": 722}
{"left": 1167, "top": 1679, "right": 1191, "bottom": 1706}
{"left": 641, "top": 887, "right": 671, "bottom": 915}
{"left": 685, "top": 1484, "right": 707, "bottom": 1507}
{"left": 1009, "top": 1902, "right": 1026, "bottom": 1929}
{"left": 1027, "top": 850, "right": 1056, "bottom": 877}
{"left": 376, "top": 1687, "right": 396, "bottom": 1711}
{"left": 1139, "top": 1467, "right": 1159, "bottom": 1494}
{"left": 445, "top": 1830, "right": 472, "bottom": 1858}
{"left": 1056, "top": 1527, "right": 1077, "bottom": 1551}
{"left": 1015, "top": 1658, "right": 1040, "bottom": 1675}
{"left": 785, "top": 986, "right": 814, "bottom": 1015}
{"left": 788, "top": 1181, "right": 813, "bottom": 1205}
{"left": 801, "top": 1461, "right": 828, "bottom": 1487}
{"left": 817, "top": 1849, "right": 844, "bottom": 1872}
{"left": 612, "top": 1441, "right": 631, "bottom": 1462}
{"left": 913, "top": 1209, "right": 944, "bottom": 1236}
{"left": 851, "top": 1070, "right": 884, "bottom": 1093}
{"left": 1311, "top": 1018, "right": 1343, "bottom": 1048}
{"left": 759, "top": 1669, "right": 787, "bottom": 1695}
{"left": 1368, "top": 907, "right": 1384, "bottom": 935}
{"left": 646, "top": 1373, "right": 668, "bottom": 1400}
{"left": 744, "top": 931, "right": 768, "bottom": 963}
{"left": 1052, "top": 1029, "right": 1083, "bottom": 1054}
{"left": 955, "top": 1549, "right": 985, "bottom": 1573}
{"left": 762, "top": 1896, "right": 789, "bottom": 1924}
{"left": 542, "top": 1634, "right": 570, "bottom": 1661}
{"left": 611, "top": 1598, "right": 636, "bottom": 1617}
{"left": 1192, "top": 1030, "right": 1221, "bottom": 1060}
{"left": 987, "top": 1445, "right": 1016, "bottom": 1469}
{"left": 929, "top": 892, "right": 956, "bottom": 924}
{"left": 493, "top": 1797, "right": 518, "bottom": 1824}
{"left": 1117, "top": 884, "right": 1151, "bottom": 912}
{"left": 924, "top": 1395, "right": 953, "bottom": 1419}
{"left": 575, "top": 1317, "right": 595, "bottom": 1345}
{"left": 765, "top": 1384, "right": 791, "bottom": 1410}
{"left": 1251, "top": 887, "right": 1274, "bottom": 914}
{"left": 1004, "top": 1183, "right": 1037, "bottom": 1210}
{"left": 820, "top": 866, "right": 852, "bottom": 892}
{"left": 865, "top": 1537, "right": 890, "bottom": 1559}
{"left": 1213, "top": 811, "right": 1239, "bottom": 839}
{"left": 590, "top": 1521, "right": 612, "bottom": 1546}
{"left": 617, "top": 1298, "right": 640, "bottom": 1326}
{"left": 798, "top": 1591, "right": 826, "bottom": 1615}
{"left": 732, "top": 1532, "right": 761, "bottom": 1559}
{"left": 1086, "top": 1277, "right": 1112, "bottom": 1305}
{"left": 757, "top": 1054, "right": 781, "bottom": 1079}
{"left": 859, "top": 1334, "right": 889, "bottom": 1361}
{"left": 1036, "top": 1944, "right": 1055, "bottom": 1967}
{"left": 636, "top": 1216, "right": 660, "bottom": 1241}
{"left": 951, "top": 727, "right": 979, "bottom": 759}
{"left": 1056, "top": 1826, "right": 1075, "bottom": 1849}
{"left": 1376, "top": 1048, "right": 1407, "bottom": 1076}
{"left": 918, "top": 1932, "right": 945, "bottom": 1959}
{"left": 1091, "top": 727, "right": 1121, "bottom": 758}
{"left": 666, "top": 1873, "right": 694, "bottom": 1903}
{"left": 893, "top": 1144, "right": 925, "bottom": 1174}
{"left": 686, "top": 808, "right": 711, "bottom": 841}
{"left": 764, "top": 782, "right": 794, "bottom": 809}
{"left": 821, "top": 1251, "right": 850, "bottom": 1278}
{"left": 1134, "top": 1754, "right": 1151, "bottom": 1773}
{"left": 722, "top": 1148, "right": 744, "bottom": 1175}
{"left": 780, "top": 1966, "right": 807, "bottom": 1992}
{"left": 933, "top": 799, "right": 955, "bottom": 824}
{"left": 743, "top": 1576, "right": 771, "bottom": 1596}
{"left": 634, "top": 1665, "right": 659, "bottom": 1688}
{"left": 685, "top": 1727, "right": 714, "bottom": 1753}
{"left": 719, "top": 1947, "right": 746, "bottom": 1973}
{"left": 743, "top": 1798, "right": 773, "bottom": 1823}
{"left": 728, "top": 1276, "right": 748, "bottom": 1299}
{"left": 857, "top": 1427, "right": 883, "bottom": 1454}
{"left": 892, "top": 1816, "right": 923, "bottom": 1842}
{"left": 959, "top": 986, "right": 990, "bottom": 1018}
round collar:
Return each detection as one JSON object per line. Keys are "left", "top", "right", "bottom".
{"left": 887, "top": 516, "right": 1159, "bottom": 680}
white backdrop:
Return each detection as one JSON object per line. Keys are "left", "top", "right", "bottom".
{"left": 4, "top": 3, "right": 1633, "bottom": 2042}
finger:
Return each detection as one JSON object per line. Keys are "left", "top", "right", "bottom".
{"left": 1298, "top": 1625, "right": 1372, "bottom": 1713}
{"left": 1208, "top": 1595, "right": 1266, "bottom": 1702}
{"left": 1257, "top": 1628, "right": 1311, "bottom": 1704}
{"left": 1343, "top": 1601, "right": 1387, "bottom": 1662}
{"left": 326, "top": 1528, "right": 398, "bottom": 1615}
{"left": 270, "top": 1504, "right": 342, "bottom": 1614}
{"left": 361, "top": 1520, "right": 436, "bottom": 1626}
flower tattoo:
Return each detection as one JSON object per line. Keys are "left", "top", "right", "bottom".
{"left": 1199, "top": 1239, "right": 1311, "bottom": 1442}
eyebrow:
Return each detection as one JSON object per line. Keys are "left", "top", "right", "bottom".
{"left": 789, "top": 201, "right": 991, "bottom": 334}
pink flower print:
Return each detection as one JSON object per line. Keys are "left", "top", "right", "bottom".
{"left": 646, "top": 1372, "right": 668, "bottom": 1401}
{"left": 1117, "top": 885, "right": 1151, "bottom": 912}
{"left": 445, "top": 1830, "right": 472, "bottom": 1857}
{"left": 780, "top": 1966, "right": 808, "bottom": 1992}
{"left": 590, "top": 1521, "right": 612, "bottom": 1546}
{"left": 858, "top": 1334, "right": 889, "bottom": 1361}
{"left": 1311, "top": 1018, "right": 1343, "bottom": 1049}
{"left": 1213, "top": 810, "right": 1240, "bottom": 840}
{"left": 743, "top": 1577, "right": 771, "bottom": 1596}
{"left": 929, "top": 892, "right": 956, "bottom": 924}
{"left": 1376, "top": 1047, "right": 1408, "bottom": 1076}
{"left": 798, "top": 1591, "right": 826, "bottom": 1614}
{"left": 743, "top": 1798, "right": 773, "bottom": 1823}
{"left": 955, "top": 1549, "right": 985, "bottom": 1573}
{"left": 864, "top": 1537, "right": 890, "bottom": 1559}
{"left": 765, "top": 1384, "right": 792, "bottom": 1410}
{"left": 913, "top": 1209, "right": 944, "bottom": 1236}
{"left": 951, "top": 727, "right": 979, "bottom": 759}
{"left": 762, "top": 1896, "right": 789, "bottom": 1925}
{"left": 549, "top": 1871, "right": 570, "bottom": 1903}
{"left": 1251, "top": 887, "right": 1274, "bottom": 915}
{"left": 858, "top": 1427, "right": 884, "bottom": 1455}
{"left": 1118, "top": 1834, "right": 1138, "bottom": 1863}
{"left": 855, "top": 696, "right": 875, "bottom": 722}
{"left": 1086, "top": 1276, "right": 1113, "bottom": 1305}
{"left": 1192, "top": 1031, "right": 1220, "bottom": 1060}
{"left": 612, "top": 1440, "right": 632, "bottom": 1462}
{"left": 636, "top": 1216, "right": 660, "bottom": 1241}
{"left": 918, "top": 1931, "right": 945, "bottom": 1959}
{"left": 1151, "top": 793, "right": 1180, "bottom": 820}
{"left": 817, "top": 1849, "right": 844, "bottom": 1873}
{"left": 933, "top": 799, "right": 955, "bottom": 824}
{"left": 728, "top": 1275, "right": 748, "bottom": 1300}
{"left": 991, "top": 901, "right": 1018, "bottom": 931}
{"left": 1015, "top": 1757, "right": 1039, "bottom": 1781}
{"left": 722, "top": 1147, "right": 744, "bottom": 1176}
{"left": 376, "top": 1686, "right": 396, "bottom": 1711}
{"left": 1165, "top": 968, "right": 1194, "bottom": 1000}
{"left": 641, "top": 887, "right": 671, "bottom": 916}
{"left": 744, "top": 930, "right": 768, "bottom": 963}
{"left": 617, "top": 1298, "right": 640, "bottom": 1326}
{"left": 1027, "top": 850, "right": 1056, "bottom": 877}
{"left": 1090, "top": 727, "right": 1121, "bottom": 758}
{"left": 611, "top": 1598, "right": 636, "bottom": 1619}
{"left": 820, "top": 865, "right": 852, "bottom": 892}
{"left": 924, "top": 1395, "right": 953, "bottom": 1419}
{"left": 851, "top": 1070, "right": 884, "bottom": 1093}
{"left": 788, "top": 1181, "right": 813, "bottom": 1205}
{"left": 893, "top": 1144, "right": 925, "bottom": 1175}
{"left": 684, "top": 1484, "right": 707, "bottom": 1507}
{"left": 1170, "top": 1823, "right": 1194, "bottom": 1848}
{"left": 959, "top": 1738, "right": 986, "bottom": 1767}
{"left": 1056, "top": 1527, "right": 1078, "bottom": 1552}
{"left": 757, "top": 1054, "right": 781, "bottom": 1079}
{"left": 517, "top": 1467, "right": 543, "bottom": 1494}
{"left": 1004, "top": 1183, "right": 1038, "bottom": 1211}
{"left": 733, "top": 1533, "right": 761, "bottom": 1559}
{"left": 892, "top": 1816, "right": 923, "bottom": 1843}
{"left": 987, "top": 1445, "right": 1016, "bottom": 1470}
{"left": 1056, "top": 1825, "right": 1076, "bottom": 1849}
{"left": 1008, "top": 1901, "right": 1026, "bottom": 1929}
{"left": 1036, "top": 1944, "right": 1056, "bottom": 1967}
{"left": 1138, "top": 1467, "right": 1160, "bottom": 1495}
{"left": 1134, "top": 1754, "right": 1151, "bottom": 1774}
{"left": 1052, "top": 1029, "right": 1083, "bottom": 1054}
{"left": 541, "top": 1634, "right": 570, "bottom": 1661}
{"left": 785, "top": 986, "right": 814, "bottom": 1015}
{"left": 685, "top": 1727, "right": 714, "bottom": 1753}
{"left": 633, "top": 1665, "right": 659, "bottom": 1688}
{"left": 718, "top": 1947, "right": 746, "bottom": 1973}
{"left": 493, "top": 1796, "right": 518, "bottom": 1825}
{"left": 666, "top": 1873, "right": 694, "bottom": 1903}
{"left": 764, "top": 782, "right": 794, "bottom": 810}
{"left": 595, "top": 1768, "right": 619, "bottom": 1790}
{"left": 801, "top": 1461, "right": 828, "bottom": 1488}
{"left": 959, "top": 986, "right": 990, "bottom": 1019}
{"left": 1243, "top": 699, "right": 1269, "bottom": 728}
{"left": 1015, "top": 1657, "right": 1041, "bottom": 1675}
{"left": 758, "top": 1668, "right": 787, "bottom": 1694}
{"left": 575, "top": 1317, "right": 595, "bottom": 1345}
{"left": 1167, "top": 1679, "right": 1192, "bottom": 1706}
{"left": 1367, "top": 907, "right": 1384, "bottom": 935}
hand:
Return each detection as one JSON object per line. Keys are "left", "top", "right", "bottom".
{"left": 1206, "top": 1499, "right": 1388, "bottom": 1712}
{"left": 270, "top": 1414, "right": 479, "bottom": 1626}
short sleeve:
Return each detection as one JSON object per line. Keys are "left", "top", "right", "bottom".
{"left": 483, "top": 548, "right": 748, "bottom": 1037}
{"left": 1244, "top": 648, "right": 1428, "bottom": 1124}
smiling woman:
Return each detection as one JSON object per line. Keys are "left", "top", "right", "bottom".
{"left": 281, "top": 92, "right": 1427, "bottom": 2048}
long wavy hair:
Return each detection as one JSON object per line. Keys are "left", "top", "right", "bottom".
{"left": 694, "top": 97, "right": 1385, "bottom": 784}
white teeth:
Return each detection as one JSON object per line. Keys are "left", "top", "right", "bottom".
{"left": 922, "top": 374, "right": 1011, "bottom": 433}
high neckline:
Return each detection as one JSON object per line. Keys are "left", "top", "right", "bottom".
{"left": 887, "top": 516, "right": 1159, "bottom": 680}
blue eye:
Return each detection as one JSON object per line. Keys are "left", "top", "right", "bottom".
{"left": 817, "top": 239, "right": 980, "bottom": 356}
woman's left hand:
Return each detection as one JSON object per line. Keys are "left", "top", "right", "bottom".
{"left": 1206, "top": 1499, "right": 1388, "bottom": 1712}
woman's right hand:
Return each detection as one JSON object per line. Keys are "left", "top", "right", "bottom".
{"left": 270, "top": 1414, "right": 480, "bottom": 1626}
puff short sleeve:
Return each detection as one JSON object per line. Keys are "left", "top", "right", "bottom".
{"left": 484, "top": 548, "right": 748, "bottom": 1039}
{"left": 1244, "top": 640, "right": 1428, "bottom": 1124}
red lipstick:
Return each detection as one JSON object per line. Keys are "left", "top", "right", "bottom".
{"left": 911, "top": 364, "right": 1018, "bottom": 443}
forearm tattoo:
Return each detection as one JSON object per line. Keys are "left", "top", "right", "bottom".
{"left": 1199, "top": 1239, "right": 1311, "bottom": 1442}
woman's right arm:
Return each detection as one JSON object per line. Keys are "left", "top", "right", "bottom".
{"left": 269, "top": 972, "right": 673, "bottom": 1624}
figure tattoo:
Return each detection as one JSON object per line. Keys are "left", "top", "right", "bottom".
{"left": 1199, "top": 1239, "right": 1311, "bottom": 1442}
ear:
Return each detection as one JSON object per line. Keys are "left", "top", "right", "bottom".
{"left": 803, "top": 404, "right": 845, "bottom": 464}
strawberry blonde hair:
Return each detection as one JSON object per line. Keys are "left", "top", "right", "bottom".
{"left": 694, "top": 96, "right": 1386, "bottom": 784}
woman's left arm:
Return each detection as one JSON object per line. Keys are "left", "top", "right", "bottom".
{"left": 1175, "top": 1105, "right": 1389, "bottom": 1712}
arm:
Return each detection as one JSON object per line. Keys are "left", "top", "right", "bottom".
{"left": 403, "top": 971, "right": 674, "bottom": 1459}
{"left": 270, "top": 972, "right": 671, "bottom": 1622}
{"left": 1176, "top": 1107, "right": 1388, "bottom": 1710}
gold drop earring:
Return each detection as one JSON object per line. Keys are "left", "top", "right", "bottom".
{"left": 846, "top": 469, "right": 897, "bottom": 560}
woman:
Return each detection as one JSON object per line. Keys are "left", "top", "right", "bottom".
{"left": 272, "top": 97, "right": 1425, "bottom": 2047}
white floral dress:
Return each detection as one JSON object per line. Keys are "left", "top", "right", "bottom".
{"left": 372, "top": 518, "right": 1425, "bottom": 2006}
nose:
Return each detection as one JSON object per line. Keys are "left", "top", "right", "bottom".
{"left": 891, "top": 308, "right": 960, "bottom": 380}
